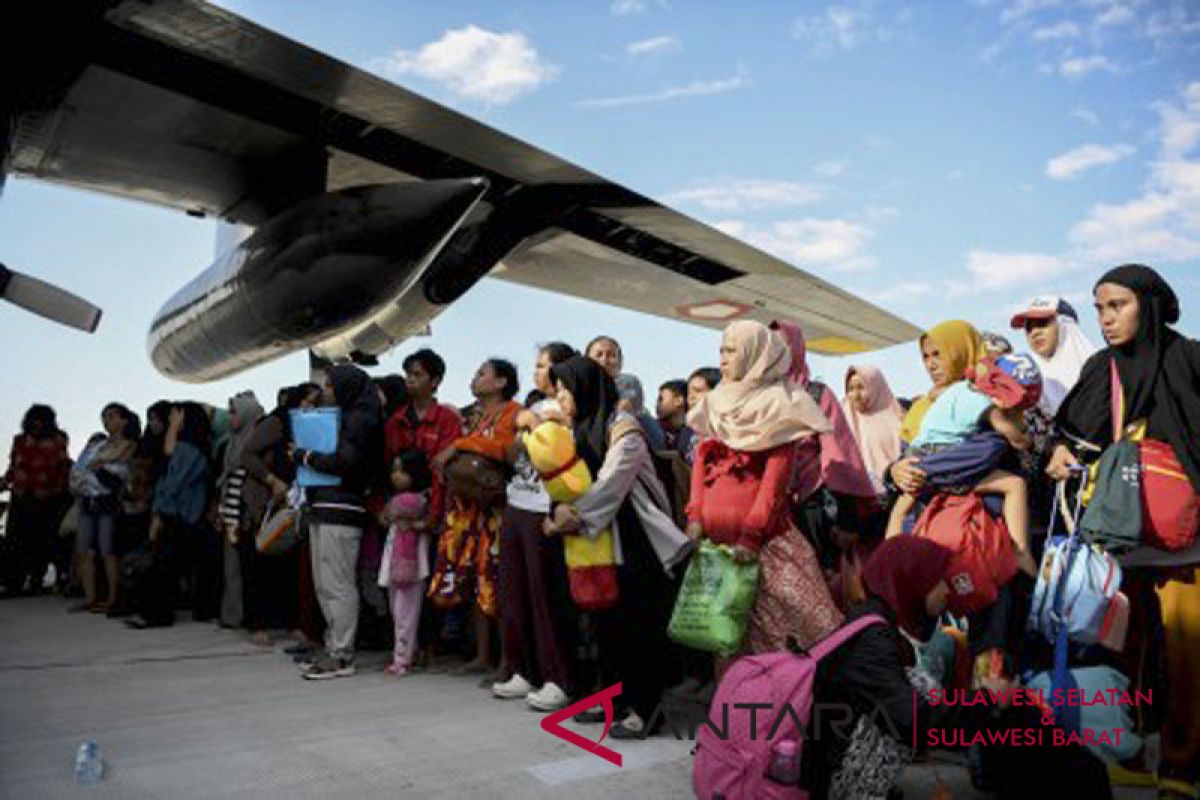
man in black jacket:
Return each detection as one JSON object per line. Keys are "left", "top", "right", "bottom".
{"left": 292, "top": 365, "right": 383, "bottom": 680}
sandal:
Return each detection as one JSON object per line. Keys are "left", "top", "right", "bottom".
{"left": 609, "top": 711, "right": 656, "bottom": 740}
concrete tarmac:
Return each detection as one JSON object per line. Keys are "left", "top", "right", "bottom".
{"left": 0, "top": 596, "right": 1157, "bottom": 799}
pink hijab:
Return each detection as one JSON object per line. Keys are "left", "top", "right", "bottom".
{"left": 842, "top": 365, "right": 904, "bottom": 493}
{"left": 770, "top": 321, "right": 878, "bottom": 502}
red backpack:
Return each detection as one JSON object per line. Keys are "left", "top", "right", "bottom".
{"left": 1139, "top": 439, "right": 1200, "bottom": 552}
{"left": 692, "top": 615, "right": 887, "bottom": 800}
{"left": 913, "top": 493, "right": 1017, "bottom": 616}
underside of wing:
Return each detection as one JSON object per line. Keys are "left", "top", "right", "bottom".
{"left": 495, "top": 206, "right": 921, "bottom": 354}
{"left": 3, "top": 0, "right": 920, "bottom": 374}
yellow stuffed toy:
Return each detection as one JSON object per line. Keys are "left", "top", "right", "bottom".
{"left": 523, "top": 421, "right": 618, "bottom": 610}
{"left": 524, "top": 421, "right": 592, "bottom": 502}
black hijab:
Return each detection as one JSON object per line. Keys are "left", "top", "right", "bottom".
{"left": 551, "top": 355, "right": 619, "bottom": 475}
{"left": 375, "top": 375, "right": 409, "bottom": 419}
{"left": 1056, "top": 264, "right": 1200, "bottom": 487}
{"left": 328, "top": 364, "right": 380, "bottom": 419}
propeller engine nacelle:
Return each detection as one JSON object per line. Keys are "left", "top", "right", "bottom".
{"left": 148, "top": 178, "right": 488, "bottom": 382}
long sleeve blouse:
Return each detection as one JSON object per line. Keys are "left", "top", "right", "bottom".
{"left": 686, "top": 439, "right": 795, "bottom": 551}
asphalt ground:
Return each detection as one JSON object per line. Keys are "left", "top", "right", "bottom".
{"left": 0, "top": 595, "right": 1158, "bottom": 799}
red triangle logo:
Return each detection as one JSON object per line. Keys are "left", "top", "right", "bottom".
{"left": 539, "top": 682, "right": 624, "bottom": 767}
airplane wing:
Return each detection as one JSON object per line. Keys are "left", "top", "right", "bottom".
{"left": 3, "top": 0, "right": 919, "bottom": 357}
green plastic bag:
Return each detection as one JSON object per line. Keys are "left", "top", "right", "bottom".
{"left": 667, "top": 539, "right": 760, "bottom": 655}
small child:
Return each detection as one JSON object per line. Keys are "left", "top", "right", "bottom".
{"left": 378, "top": 450, "right": 432, "bottom": 677}
{"left": 886, "top": 354, "right": 1042, "bottom": 577}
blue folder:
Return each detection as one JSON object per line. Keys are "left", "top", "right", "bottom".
{"left": 290, "top": 408, "right": 341, "bottom": 488}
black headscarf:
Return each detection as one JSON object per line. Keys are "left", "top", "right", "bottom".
{"left": 551, "top": 355, "right": 619, "bottom": 475}
{"left": 1056, "top": 264, "right": 1200, "bottom": 487}
{"left": 328, "top": 364, "right": 380, "bottom": 419}
{"left": 375, "top": 375, "right": 409, "bottom": 419}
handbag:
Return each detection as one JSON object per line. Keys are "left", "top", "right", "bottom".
{"left": 667, "top": 539, "right": 760, "bottom": 655}
{"left": 444, "top": 451, "right": 510, "bottom": 509}
{"left": 255, "top": 484, "right": 304, "bottom": 555}
{"left": 563, "top": 529, "right": 619, "bottom": 611}
{"left": 1078, "top": 360, "right": 1143, "bottom": 553}
{"left": 1028, "top": 481, "right": 1126, "bottom": 650}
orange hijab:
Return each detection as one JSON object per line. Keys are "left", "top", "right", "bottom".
{"left": 899, "top": 320, "right": 983, "bottom": 444}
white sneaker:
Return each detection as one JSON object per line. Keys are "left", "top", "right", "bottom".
{"left": 492, "top": 673, "right": 533, "bottom": 699}
{"left": 526, "top": 681, "right": 569, "bottom": 712}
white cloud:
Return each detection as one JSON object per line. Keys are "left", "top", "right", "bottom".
{"left": 953, "top": 250, "right": 1070, "bottom": 294}
{"left": 1059, "top": 54, "right": 1117, "bottom": 78}
{"left": 663, "top": 179, "right": 822, "bottom": 213}
{"left": 1000, "top": 0, "right": 1060, "bottom": 25}
{"left": 577, "top": 74, "right": 746, "bottom": 108}
{"left": 373, "top": 26, "right": 557, "bottom": 106}
{"left": 1073, "top": 107, "right": 1100, "bottom": 125}
{"left": 1031, "top": 21, "right": 1080, "bottom": 40}
{"left": 1069, "top": 82, "right": 1200, "bottom": 264}
{"left": 1145, "top": 6, "right": 1200, "bottom": 48}
{"left": 716, "top": 218, "right": 877, "bottom": 272}
{"left": 1094, "top": 4, "right": 1134, "bottom": 27}
{"left": 814, "top": 160, "right": 847, "bottom": 178}
{"left": 626, "top": 35, "right": 680, "bottom": 56}
{"left": 792, "top": 2, "right": 906, "bottom": 54}
{"left": 610, "top": 0, "right": 646, "bottom": 15}
{"left": 1045, "top": 142, "right": 1135, "bottom": 179}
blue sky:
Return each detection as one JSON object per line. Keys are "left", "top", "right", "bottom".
{"left": 2, "top": 0, "right": 1198, "bottom": 455}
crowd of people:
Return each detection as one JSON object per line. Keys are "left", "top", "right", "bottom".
{"left": 2, "top": 262, "right": 1198, "bottom": 799}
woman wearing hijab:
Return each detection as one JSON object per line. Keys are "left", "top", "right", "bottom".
{"left": 1008, "top": 296, "right": 1099, "bottom": 535}
{"left": 805, "top": 536, "right": 959, "bottom": 798}
{"left": 1011, "top": 296, "right": 1098, "bottom": 418}
{"left": 292, "top": 364, "right": 384, "bottom": 680}
{"left": 218, "top": 391, "right": 264, "bottom": 630}
{"left": 131, "top": 402, "right": 212, "bottom": 628}
{"left": 238, "top": 385, "right": 315, "bottom": 649}
{"left": 615, "top": 373, "right": 667, "bottom": 451}
{"left": 544, "top": 355, "right": 692, "bottom": 739}
{"left": 888, "top": 320, "right": 985, "bottom": 496}
{"left": 843, "top": 365, "right": 906, "bottom": 496}
{"left": 1048, "top": 265, "right": 1200, "bottom": 800}
{"left": 688, "top": 320, "right": 843, "bottom": 655}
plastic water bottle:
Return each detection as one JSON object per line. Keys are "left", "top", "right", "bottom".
{"left": 74, "top": 740, "right": 104, "bottom": 785}
{"left": 766, "top": 738, "right": 800, "bottom": 785}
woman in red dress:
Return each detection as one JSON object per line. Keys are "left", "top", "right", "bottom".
{"left": 686, "top": 320, "right": 844, "bottom": 655}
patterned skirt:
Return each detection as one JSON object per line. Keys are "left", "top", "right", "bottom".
{"left": 745, "top": 524, "right": 844, "bottom": 653}
{"left": 427, "top": 501, "right": 502, "bottom": 617}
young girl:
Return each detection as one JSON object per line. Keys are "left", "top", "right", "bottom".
{"left": 379, "top": 450, "right": 432, "bottom": 677}
{"left": 885, "top": 353, "right": 1042, "bottom": 576}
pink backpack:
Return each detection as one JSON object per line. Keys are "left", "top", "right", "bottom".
{"left": 692, "top": 614, "right": 887, "bottom": 800}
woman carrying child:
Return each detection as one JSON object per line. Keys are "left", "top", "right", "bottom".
{"left": 885, "top": 351, "right": 1043, "bottom": 579}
